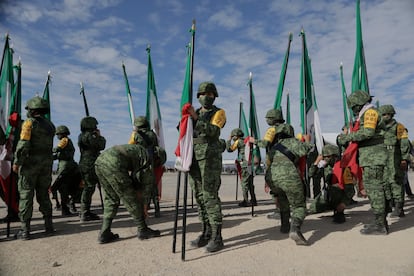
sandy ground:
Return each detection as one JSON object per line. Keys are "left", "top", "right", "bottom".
{"left": 1, "top": 171, "right": 414, "bottom": 276}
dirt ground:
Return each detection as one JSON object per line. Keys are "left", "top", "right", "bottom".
{"left": 1, "top": 171, "right": 414, "bottom": 276}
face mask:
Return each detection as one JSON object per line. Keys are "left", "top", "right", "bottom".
{"left": 351, "top": 105, "right": 362, "bottom": 116}
{"left": 266, "top": 118, "right": 275, "bottom": 126}
{"left": 198, "top": 95, "right": 214, "bottom": 109}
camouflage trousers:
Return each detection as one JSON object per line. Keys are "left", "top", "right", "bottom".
{"left": 362, "top": 166, "right": 386, "bottom": 215}
{"left": 80, "top": 168, "right": 99, "bottom": 214}
{"left": 17, "top": 163, "right": 53, "bottom": 222}
{"left": 189, "top": 158, "right": 223, "bottom": 226}
{"left": 240, "top": 167, "right": 253, "bottom": 200}
{"left": 95, "top": 163, "right": 146, "bottom": 232}
{"left": 384, "top": 155, "right": 404, "bottom": 203}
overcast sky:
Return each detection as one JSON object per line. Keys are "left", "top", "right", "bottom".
{"left": 1, "top": 0, "right": 413, "bottom": 161}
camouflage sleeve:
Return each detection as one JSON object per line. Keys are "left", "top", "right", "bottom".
{"left": 13, "top": 140, "right": 30, "bottom": 166}
{"left": 308, "top": 163, "right": 318, "bottom": 177}
{"left": 400, "top": 137, "right": 411, "bottom": 161}
{"left": 194, "top": 118, "right": 221, "bottom": 138}
{"left": 346, "top": 110, "right": 378, "bottom": 142}
{"left": 256, "top": 127, "right": 276, "bottom": 148}
{"left": 226, "top": 139, "right": 234, "bottom": 152}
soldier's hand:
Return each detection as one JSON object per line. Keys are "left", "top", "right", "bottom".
{"left": 303, "top": 134, "right": 311, "bottom": 142}
{"left": 249, "top": 137, "right": 256, "bottom": 144}
{"left": 12, "top": 164, "right": 19, "bottom": 173}
{"left": 337, "top": 134, "right": 348, "bottom": 146}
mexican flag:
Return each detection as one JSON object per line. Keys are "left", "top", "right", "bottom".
{"left": 121, "top": 62, "right": 135, "bottom": 126}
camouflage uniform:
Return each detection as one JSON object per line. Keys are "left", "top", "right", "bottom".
{"left": 226, "top": 128, "right": 256, "bottom": 207}
{"left": 13, "top": 96, "right": 55, "bottom": 239}
{"left": 266, "top": 124, "right": 314, "bottom": 245}
{"left": 95, "top": 144, "right": 162, "bottom": 243}
{"left": 378, "top": 105, "right": 406, "bottom": 217}
{"left": 128, "top": 116, "right": 160, "bottom": 217}
{"left": 189, "top": 81, "right": 226, "bottom": 253}
{"left": 78, "top": 116, "right": 106, "bottom": 221}
{"left": 338, "top": 90, "right": 388, "bottom": 235}
{"left": 52, "top": 125, "right": 81, "bottom": 216}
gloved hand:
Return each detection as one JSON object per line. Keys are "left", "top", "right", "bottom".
{"left": 336, "top": 134, "right": 349, "bottom": 146}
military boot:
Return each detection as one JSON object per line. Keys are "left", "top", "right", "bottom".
{"left": 360, "top": 214, "right": 388, "bottom": 235}
{"left": 15, "top": 220, "right": 31, "bottom": 240}
{"left": 289, "top": 218, "right": 308, "bottom": 246}
{"left": 238, "top": 191, "right": 249, "bottom": 207}
{"left": 249, "top": 185, "right": 257, "bottom": 206}
{"left": 332, "top": 211, "right": 346, "bottom": 224}
{"left": 138, "top": 227, "right": 161, "bottom": 240}
{"left": 385, "top": 199, "right": 393, "bottom": 214}
{"left": 390, "top": 202, "right": 405, "bottom": 218}
{"left": 154, "top": 200, "right": 161, "bottom": 218}
{"left": 206, "top": 224, "right": 224, "bottom": 253}
{"left": 98, "top": 220, "right": 119, "bottom": 244}
{"left": 280, "top": 211, "right": 290, "bottom": 233}
{"left": 191, "top": 223, "right": 212, "bottom": 247}
{"left": 44, "top": 216, "right": 55, "bottom": 235}
{"left": 80, "top": 211, "right": 100, "bottom": 222}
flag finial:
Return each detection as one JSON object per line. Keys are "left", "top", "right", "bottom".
{"left": 146, "top": 44, "right": 151, "bottom": 53}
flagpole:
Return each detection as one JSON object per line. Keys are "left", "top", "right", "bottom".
{"left": 248, "top": 72, "right": 255, "bottom": 217}
{"left": 274, "top": 32, "right": 293, "bottom": 109}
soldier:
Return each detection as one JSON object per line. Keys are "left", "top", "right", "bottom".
{"left": 95, "top": 144, "right": 165, "bottom": 243}
{"left": 378, "top": 105, "right": 408, "bottom": 217}
{"left": 12, "top": 96, "right": 56, "bottom": 240}
{"left": 253, "top": 124, "right": 313, "bottom": 245}
{"left": 226, "top": 128, "right": 257, "bottom": 207}
{"left": 337, "top": 90, "right": 388, "bottom": 235}
{"left": 78, "top": 116, "right": 106, "bottom": 222}
{"left": 51, "top": 125, "right": 81, "bottom": 216}
{"left": 128, "top": 116, "right": 161, "bottom": 218}
{"left": 187, "top": 81, "right": 226, "bottom": 253}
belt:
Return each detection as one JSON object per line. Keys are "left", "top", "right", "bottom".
{"left": 358, "top": 138, "right": 384, "bottom": 148}
{"left": 386, "top": 145, "right": 396, "bottom": 150}
{"left": 193, "top": 137, "right": 209, "bottom": 144}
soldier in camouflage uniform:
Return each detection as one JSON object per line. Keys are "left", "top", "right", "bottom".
{"left": 12, "top": 96, "right": 56, "bottom": 240}
{"left": 51, "top": 125, "right": 81, "bottom": 216}
{"left": 78, "top": 116, "right": 106, "bottom": 222}
{"left": 378, "top": 105, "right": 408, "bottom": 217}
{"left": 187, "top": 81, "right": 226, "bottom": 253}
{"left": 95, "top": 144, "right": 165, "bottom": 243}
{"left": 128, "top": 116, "right": 161, "bottom": 217}
{"left": 338, "top": 90, "right": 388, "bottom": 235}
{"left": 226, "top": 128, "right": 257, "bottom": 207}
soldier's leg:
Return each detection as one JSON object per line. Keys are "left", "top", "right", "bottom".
{"left": 80, "top": 171, "right": 99, "bottom": 220}
{"left": 16, "top": 170, "right": 35, "bottom": 240}
{"left": 274, "top": 188, "right": 290, "bottom": 233}
{"left": 36, "top": 167, "right": 54, "bottom": 234}
{"left": 390, "top": 168, "right": 405, "bottom": 217}
{"left": 239, "top": 168, "right": 250, "bottom": 207}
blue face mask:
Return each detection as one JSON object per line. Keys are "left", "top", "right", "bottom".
{"left": 198, "top": 95, "right": 214, "bottom": 109}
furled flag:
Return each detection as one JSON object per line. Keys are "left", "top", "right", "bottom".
{"left": 175, "top": 21, "right": 195, "bottom": 171}
{"left": 286, "top": 92, "right": 291, "bottom": 125}
{"left": 238, "top": 101, "right": 249, "bottom": 139}
{"left": 274, "top": 32, "right": 293, "bottom": 109}
{"left": 121, "top": 62, "right": 135, "bottom": 126}
{"left": 351, "top": 0, "right": 369, "bottom": 94}
{"left": 299, "top": 29, "right": 323, "bottom": 154}
{"left": 42, "top": 71, "right": 51, "bottom": 120}
{"left": 340, "top": 63, "right": 351, "bottom": 128}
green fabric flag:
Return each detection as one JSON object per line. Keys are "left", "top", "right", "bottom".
{"left": 121, "top": 62, "right": 135, "bottom": 126}
{"left": 274, "top": 32, "right": 293, "bottom": 109}
{"left": 146, "top": 46, "right": 164, "bottom": 148}
{"left": 352, "top": 0, "right": 369, "bottom": 94}
{"left": 0, "top": 34, "right": 14, "bottom": 137}
{"left": 42, "top": 72, "right": 51, "bottom": 120}
{"left": 179, "top": 23, "right": 195, "bottom": 111}
{"left": 340, "top": 63, "right": 350, "bottom": 127}
{"left": 286, "top": 92, "right": 291, "bottom": 125}
{"left": 247, "top": 73, "right": 261, "bottom": 165}
{"left": 239, "top": 101, "right": 249, "bottom": 139}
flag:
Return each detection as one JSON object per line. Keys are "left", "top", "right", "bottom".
{"left": 351, "top": 0, "right": 369, "bottom": 94}
{"left": 286, "top": 92, "right": 291, "bottom": 124}
{"left": 238, "top": 101, "right": 249, "bottom": 138}
{"left": 246, "top": 73, "right": 261, "bottom": 170}
{"left": 121, "top": 62, "right": 135, "bottom": 125}
{"left": 175, "top": 21, "right": 195, "bottom": 171}
{"left": 340, "top": 63, "right": 351, "bottom": 127}
{"left": 300, "top": 29, "right": 323, "bottom": 154}
{"left": 42, "top": 71, "right": 51, "bottom": 120}
{"left": 274, "top": 32, "right": 293, "bottom": 109}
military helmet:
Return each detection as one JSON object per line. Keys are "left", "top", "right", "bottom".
{"left": 197, "top": 81, "right": 218, "bottom": 98}
{"left": 154, "top": 146, "right": 167, "bottom": 167}
{"left": 25, "top": 96, "right": 50, "bottom": 110}
{"left": 80, "top": 116, "right": 98, "bottom": 130}
{"left": 347, "top": 90, "right": 371, "bottom": 108}
{"left": 230, "top": 128, "right": 244, "bottom": 137}
{"left": 322, "top": 144, "right": 339, "bottom": 157}
{"left": 265, "top": 109, "right": 285, "bottom": 122}
{"left": 134, "top": 116, "right": 149, "bottom": 128}
{"left": 276, "top": 123, "right": 294, "bottom": 137}
{"left": 56, "top": 125, "right": 70, "bottom": 135}
{"left": 378, "top": 104, "right": 396, "bottom": 115}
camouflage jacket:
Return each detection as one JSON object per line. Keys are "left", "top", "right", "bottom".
{"left": 226, "top": 137, "right": 246, "bottom": 165}
{"left": 128, "top": 128, "right": 158, "bottom": 158}
{"left": 78, "top": 130, "right": 106, "bottom": 170}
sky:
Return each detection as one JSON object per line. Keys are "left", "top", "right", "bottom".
{"left": 1, "top": 0, "right": 414, "bottom": 162}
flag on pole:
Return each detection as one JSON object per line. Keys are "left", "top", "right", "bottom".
{"left": 175, "top": 21, "right": 195, "bottom": 171}
{"left": 42, "top": 71, "right": 51, "bottom": 120}
{"left": 238, "top": 101, "right": 249, "bottom": 139}
{"left": 121, "top": 62, "right": 135, "bottom": 126}
{"left": 246, "top": 73, "right": 261, "bottom": 170}
{"left": 274, "top": 32, "right": 293, "bottom": 109}
{"left": 286, "top": 92, "right": 291, "bottom": 124}
{"left": 300, "top": 29, "right": 323, "bottom": 154}
{"left": 340, "top": 63, "right": 351, "bottom": 127}
{"left": 351, "top": 0, "right": 369, "bottom": 94}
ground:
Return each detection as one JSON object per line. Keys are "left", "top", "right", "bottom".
{"left": 1, "top": 172, "right": 414, "bottom": 276}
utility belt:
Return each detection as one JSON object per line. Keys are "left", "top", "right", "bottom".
{"left": 272, "top": 143, "right": 296, "bottom": 164}
{"left": 358, "top": 138, "right": 384, "bottom": 148}
{"left": 385, "top": 145, "right": 396, "bottom": 150}
{"left": 193, "top": 137, "right": 209, "bottom": 144}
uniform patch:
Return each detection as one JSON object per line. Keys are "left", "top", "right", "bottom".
{"left": 20, "top": 120, "right": 33, "bottom": 141}
{"left": 211, "top": 109, "right": 226, "bottom": 128}
{"left": 396, "top": 123, "right": 405, "bottom": 139}
{"left": 264, "top": 127, "right": 276, "bottom": 142}
{"left": 363, "top": 109, "right": 378, "bottom": 129}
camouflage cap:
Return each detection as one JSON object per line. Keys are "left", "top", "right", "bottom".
{"left": 134, "top": 116, "right": 149, "bottom": 128}
{"left": 197, "top": 81, "right": 218, "bottom": 98}
{"left": 56, "top": 125, "right": 70, "bottom": 135}
{"left": 80, "top": 116, "right": 98, "bottom": 130}
{"left": 347, "top": 90, "right": 371, "bottom": 108}
{"left": 265, "top": 109, "right": 284, "bottom": 122}
{"left": 322, "top": 144, "right": 339, "bottom": 157}
{"left": 230, "top": 128, "right": 244, "bottom": 137}
{"left": 378, "top": 104, "right": 396, "bottom": 115}
{"left": 25, "top": 96, "right": 50, "bottom": 110}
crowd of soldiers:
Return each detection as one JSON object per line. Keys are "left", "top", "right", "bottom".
{"left": 1, "top": 82, "right": 412, "bottom": 252}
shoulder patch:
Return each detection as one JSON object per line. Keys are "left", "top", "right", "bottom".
{"left": 397, "top": 123, "right": 405, "bottom": 139}
{"left": 58, "top": 137, "right": 69, "bottom": 148}
{"left": 20, "top": 119, "right": 33, "bottom": 141}
{"left": 128, "top": 131, "right": 137, "bottom": 145}
{"left": 264, "top": 127, "right": 276, "bottom": 142}
{"left": 211, "top": 109, "right": 226, "bottom": 128}
{"left": 363, "top": 109, "right": 378, "bottom": 129}
{"left": 230, "top": 139, "right": 239, "bottom": 151}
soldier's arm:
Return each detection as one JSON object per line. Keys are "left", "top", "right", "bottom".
{"left": 194, "top": 109, "right": 226, "bottom": 138}
{"left": 13, "top": 119, "right": 32, "bottom": 167}
{"left": 346, "top": 109, "right": 378, "bottom": 142}
{"left": 255, "top": 127, "right": 276, "bottom": 148}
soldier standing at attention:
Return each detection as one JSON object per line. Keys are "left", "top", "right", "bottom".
{"left": 226, "top": 128, "right": 257, "bottom": 207}
{"left": 128, "top": 116, "right": 160, "bottom": 218}
{"left": 187, "top": 81, "right": 226, "bottom": 253}
{"left": 13, "top": 96, "right": 56, "bottom": 240}
{"left": 338, "top": 90, "right": 388, "bottom": 235}
{"left": 95, "top": 144, "right": 164, "bottom": 243}
{"left": 78, "top": 116, "right": 106, "bottom": 222}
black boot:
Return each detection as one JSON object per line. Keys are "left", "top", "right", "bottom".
{"left": 206, "top": 224, "right": 224, "bottom": 253}
{"left": 390, "top": 202, "right": 405, "bottom": 218}
{"left": 385, "top": 199, "right": 393, "bottom": 214}
{"left": 154, "top": 200, "right": 161, "bottom": 218}
{"left": 333, "top": 211, "right": 346, "bottom": 224}
{"left": 138, "top": 227, "right": 161, "bottom": 240}
{"left": 289, "top": 218, "right": 308, "bottom": 246}
{"left": 44, "top": 216, "right": 55, "bottom": 235}
{"left": 280, "top": 211, "right": 290, "bottom": 233}
{"left": 15, "top": 220, "right": 30, "bottom": 240}
{"left": 360, "top": 214, "right": 388, "bottom": 235}
{"left": 98, "top": 229, "right": 119, "bottom": 244}
{"left": 238, "top": 200, "right": 250, "bottom": 207}
{"left": 191, "top": 223, "right": 211, "bottom": 248}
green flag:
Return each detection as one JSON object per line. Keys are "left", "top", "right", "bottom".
{"left": 247, "top": 73, "right": 261, "bottom": 165}
{"left": 286, "top": 92, "right": 291, "bottom": 125}
{"left": 179, "top": 21, "right": 195, "bottom": 111}
{"left": 42, "top": 71, "right": 51, "bottom": 120}
{"left": 352, "top": 0, "right": 369, "bottom": 94}
{"left": 238, "top": 101, "right": 249, "bottom": 139}
{"left": 0, "top": 34, "right": 14, "bottom": 137}
{"left": 274, "top": 32, "right": 293, "bottom": 109}
{"left": 121, "top": 62, "right": 135, "bottom": 126}
{"left": 146, "top": 45, "right": 164, "bottom": 148}
{"left": 340, "top": 63, "right": 350, "bottom": 127}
